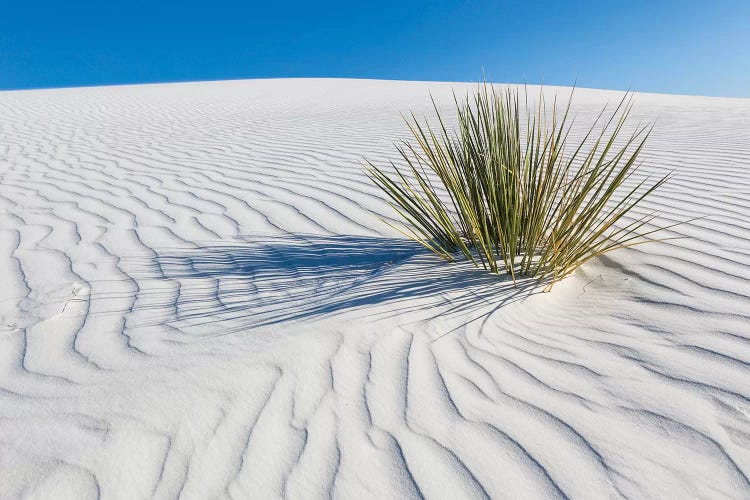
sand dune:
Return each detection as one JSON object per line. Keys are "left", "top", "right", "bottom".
{"left": 1, "top": 78, "right": 749, "bottom": 499}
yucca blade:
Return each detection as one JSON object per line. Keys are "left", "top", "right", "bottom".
{"left": 366, "top": 81, "right": 672, "bottom": 290}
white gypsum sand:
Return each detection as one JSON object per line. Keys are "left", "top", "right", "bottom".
{"left": 0, "top": 78, "right": 749, "bottom": 499}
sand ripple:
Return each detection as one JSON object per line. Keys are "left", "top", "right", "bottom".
{"left": 1, "top": 79, "right": 749, "bottom": 499}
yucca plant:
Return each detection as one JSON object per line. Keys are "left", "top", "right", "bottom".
{"left": 367, "top": 83, "right": 672, "bottom": 291}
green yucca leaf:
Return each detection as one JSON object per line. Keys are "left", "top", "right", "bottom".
{"left": 366, "top": 81, "right": 671, "bottom": 290}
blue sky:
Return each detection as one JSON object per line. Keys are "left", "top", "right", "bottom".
{"left": 1, "top": 0, "right": 748, "bottom": 97}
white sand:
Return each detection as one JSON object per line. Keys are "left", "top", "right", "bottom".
{"left": 0, "top": 78, "right": 749, "bottom": 499}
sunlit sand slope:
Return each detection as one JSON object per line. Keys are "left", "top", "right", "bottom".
{"left": 1, "top": 79, "right": 749, "bottom": 499}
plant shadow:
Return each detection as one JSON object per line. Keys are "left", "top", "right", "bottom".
{"left": 141, "top": 234, "right": 541, "bottom": 336}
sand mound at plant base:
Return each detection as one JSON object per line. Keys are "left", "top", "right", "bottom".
{"left": 1, "top": 79, "right": 749, "bottom": 499}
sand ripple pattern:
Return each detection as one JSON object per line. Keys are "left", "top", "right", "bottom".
{"left": 1, "top": 79, "right": 749, "bottom": 499}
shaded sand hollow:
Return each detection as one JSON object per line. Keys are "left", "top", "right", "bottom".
{"left": 1, "top": 79, "right": 749, "bottom": 499}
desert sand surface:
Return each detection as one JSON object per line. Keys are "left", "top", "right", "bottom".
{"left": 1, "top": 78, "right": 749, "bottom": 499}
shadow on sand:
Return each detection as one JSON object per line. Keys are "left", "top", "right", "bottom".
{"left": 140, "top": 234, "right": 540, "bottom": 335}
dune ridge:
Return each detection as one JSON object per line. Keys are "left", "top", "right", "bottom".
{"left": 1, "top": 79, "right": 749, "bottom": 499}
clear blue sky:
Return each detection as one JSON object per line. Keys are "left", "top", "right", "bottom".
{"left": 2, "top": 0, "right": 748, "bottom": 97}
